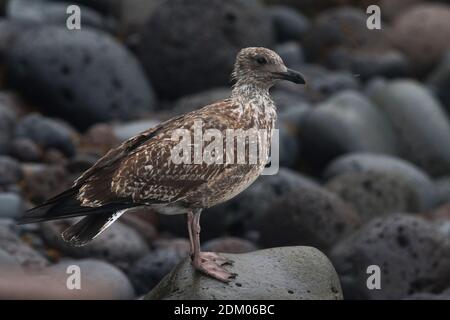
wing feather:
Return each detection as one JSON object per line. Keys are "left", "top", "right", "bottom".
{"left": 76, "top": 100, "right": 244, "bottom": 206}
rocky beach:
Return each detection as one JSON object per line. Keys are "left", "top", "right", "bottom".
{"left": 0, "top": 0, "right": 450, "bottom": 300}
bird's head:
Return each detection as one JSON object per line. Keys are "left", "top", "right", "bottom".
{"left": 232, "top": 47, "right": 305, "bottom": 90}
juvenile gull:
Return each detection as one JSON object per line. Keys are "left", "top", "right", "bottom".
{"left": 18, "top": 47, "right": 305, "bottom": 282}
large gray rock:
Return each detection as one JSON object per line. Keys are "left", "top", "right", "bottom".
{"left": 276, "top": 64, "right": 359, "bottom": 104}
{"left": 404, "top": 288, "right": 450, "bottom": 300}
{"left": 128, "top": 238, "right": 190, "bottom": 295}
{"left": 15, "top": 113, "right": 77, "bottom": 157}
{"left": 137, "top": 0, "right": 274, "bottom": 99}
{"left": 22, "top": 163, "right": 71, "bottom": 204}
{"left": 274, "top": 42, "right": 304, "bottom": 70}
{"left": 1, "top": 259, "right": 135, "bottom": 299}
{"left": 46, "top": 259, "right": 135, "bottom": 299}
{"left": 0, "top": 218, "right": 48, "bottom": 269}
{"left": 253, "top": 185, "right": 360, "bottom": 252}
{"left": 367, "top": 79, "right": 450, "bottom": 176}
{"left": 6, "top": 26, "right": 155, "bottom": 130}
{"left": 202, "top": 237, "right": 258, "bottom": 254}
{"left": 0, "top": 192, "right": 25, "bottom": 219}
{"left": 6, "top": 0, "right": 109, "bottom": 30}
{"left": 303, "top": 7, "right": 382, "bottom": 63}
{"left": 324, "top": 153, "right": 436, "bottom": 211}
{"left": 0, "top": 247, "right": 20, "bottom": 269}
{"left": 300, "top": 90, "right": 399, "bottom": 171}
{"left": 325, "top": 172, "right": 421, "bottom": 222}
{"left": 201, "top": 168, "right": 320, "bottom": 239}
{"left": 112, "top": 119, "right": 160, "bottom": 142}
{"left": 159, "top": 169, "right": 320, "bottom": 240}
{"left": 145, "top": 246, "right": 343, "bottom": 300}
{"left": 390, "top": 4, "right": 450, "bottom": 74}
{"left": 0, "top": 155, "right": 22, "bottom": 186}
{"left": 0, "top": 100, "right": 18, "bottom": 154}
{"left": 170, "top": 87, "right": 230, "bottom": 116}
{"left": 331, "top": 214, "right": 450, "bottom": 299}
{"left": 269, "top": 5, "right": 310, "bottom": 43}
{"left": 435, "top": 177, "right": 450, "bottom": 206}
{"left": 327, "top": 47, "right": 411, "bottom": 81}
{"left": 427, "top": 51, "right": 450, "bottom": 113}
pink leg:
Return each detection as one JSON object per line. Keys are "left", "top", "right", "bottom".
{"left": 186, "top": 211, "right": 194, "bottom": 259}
{"left": 188, "top": 209, "right": 236, "bottom": 283}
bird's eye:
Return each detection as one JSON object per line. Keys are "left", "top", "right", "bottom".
{"left": 256, "top": 56, "right": 267, "bottom": 65}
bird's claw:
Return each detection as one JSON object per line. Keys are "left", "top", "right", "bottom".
{"left": 192, "top": 252, "right": 236, "bottom": 283}
{"left": 200, "top": 252, "right": 234, "bottom": 266}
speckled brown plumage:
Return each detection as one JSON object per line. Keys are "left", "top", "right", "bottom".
{"left": 20, "top": 47, "right": 305, "bottom": 282}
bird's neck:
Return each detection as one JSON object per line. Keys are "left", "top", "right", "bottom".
{"left": 231, "top": 82, "right": 274, "bottom": 108}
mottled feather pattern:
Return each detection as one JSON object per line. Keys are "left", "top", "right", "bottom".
{"left": 76, "top": 97, "right": 276, "bottom": 210}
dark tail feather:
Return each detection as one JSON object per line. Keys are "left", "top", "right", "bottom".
{"left": 17, "top": 188, "right": 87, "bottom": 224}
{"left": 61, "top": 210, "right": 126, "bottom": 246}
{"left": 18, "top": 187, "right": 132, "bottom": 224}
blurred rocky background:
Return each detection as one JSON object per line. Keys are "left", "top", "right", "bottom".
{"left": 1, "top": 0, "right": 450, "bottom": 300}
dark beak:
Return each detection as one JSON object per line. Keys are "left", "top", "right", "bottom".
{"left": 273, "top": 68, "right": 306, "bottom": 84}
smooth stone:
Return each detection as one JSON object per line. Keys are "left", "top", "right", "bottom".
{"left": 300, "top": 90, "right": 399, "bottom": 171}
{"left": 202, "top": 168, "right": 320, "bottom": 238}
{"left": 21, "top": 163, "right": 71, "bottom": 204}
{"left": 0, "top": 19, "right": 31, "bottom": 61}
{"left": 378, "top": 0, "right": 422, "bottom": 22}
{"left": 277, "top": 119, "right": 301, "bottom": 168}
{"left": 15, "top": 113, "right": 76, "bottom": 157}
{"left": 274, "top": 42, "right": 304, "bottom": 70}
{"left": 269, "top": 5, "right": 310, "bottom": 42}
{"left": 434, "top": 177, "right": 450, "bottom": 206}
{"left": 265, "top": 0, "right": 343, "bottom": 16}
{"left": 404, "top": 289, "right": 450, "bottom": 300}
{"left": 6, "top": 0, "right": 109, "bottom": 30}
{"left": 271, "top": 89, "right": 309, "bottom": 110}
{"left": 424, "top": 204, "right": 450, "bottom": 238}
{"left": 9, "top": 138, "right": 42, "bottom": 162}
{"left": 0, "top": 101, "right": 18, "bottom": 154}
{"left": 145, "top": 246, "right": 343, "bottom": 300}
{"left": 324, "top": 153, "right": 436, "bottom": 211}
{"left": 78, "top": 123, "right": 118, "bottom": 156}
{"left": 0, "top": 192, "right": 25, "bottom": 219}
{"left": 128, "top": 238, "right": 190, "bottom": 295}
{"left": 367, "top": 79, "right": 450, "bottom": 176}
{"left": 112, "top": 119, "right": 160, "bottom": 142}
{"left": 66, "top": 153, "right": 99, "bottom": 175}
{"left": 0, "top": 247, "right": 20, "bottom": 269}
{"left": 2, "top": 259, "right": 135, "bottom": 299}
{"left": 40, "top": 220, "right": 149, "bottom": 268}
{"left": 50, "top": 259, "right": 135, "bottom": 299}
{"left": 390, "top": 4, "right": 450, "bottom": 74}
{"left": 137, "top": 0, "right": 274, "bottom": 99}
{"left": 327, "top": 47, "right": 411, "bottom": 81}
{"left": 331, "top": 214, "right": 450, "bottom": 299}
{"left": 427, "top": 51, "right": 450, "bottom": 113}
{"left": 170, "top": 87, "right": 230, "bottom": 116}
{"left": 0, "top": 155, "right": 23, "bottom": 186}
{"left": 119, "top": 211, "right": 158, "bottom": 244}
{"left": 278, "top": 64, "right": 360, "bottom": 104}
{"left": 253, "top": 185, "right": 360, "bottom": 252}
{"left": 202, "top": 237, "right": 258, "bottom": 254}
{"left": 0, "top": 218, "right": 48, "bottom": 269}
{"left": 159, "top": 168, "right": 320, "bottom": 240}
{"left": 303, "top": 7, "right": 383, "bottom": 63}
{"left": 326, "top": 172, "right": 420, "bottom": 222}
{"left": 6, "top": 26, "right": 155, "bottom": 130}
{"left": 50, "top": 0, "right": 120, "bottom": 15}
{"left": 113, "top": 0, "right": 163, "bottom": 45}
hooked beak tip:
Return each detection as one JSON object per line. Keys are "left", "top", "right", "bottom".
{"left": 273, "top": 69, "right": 306, "bottom": 85}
